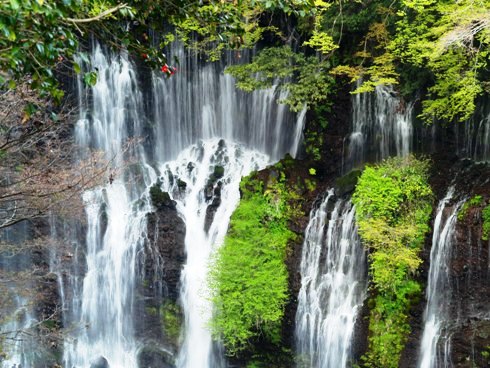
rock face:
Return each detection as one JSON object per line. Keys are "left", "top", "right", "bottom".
{"left": 401, "top": 161, "right": 490, "bottom": 368}
{"left": 146, "top": 197, "right": 186, "bottom": 302}
{"left": 134, "top": 192, "right": 186, "bottom": 367}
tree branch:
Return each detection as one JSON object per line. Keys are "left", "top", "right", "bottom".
{"left": 64, "top": 3, "right": 128, "bottom": 24}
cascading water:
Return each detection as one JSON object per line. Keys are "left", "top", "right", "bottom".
{"left": 418, "top": 188, "right": 464, "bottom": 368}
{"left": 295, "top": 191, "right": 366, "bottom": 368}
{"left": 152, "top": 42, "right": 305, "bottom": 163}
{"left": 0, "top": 295, "right": 37, "bottom": 368}
{"left": 344, "top": 84, "right": 413, "bottom": 171}
{"left": 0, "top": 224, "right": 39, "bottom": 368}
{"left": 156, "top": 139, "right": 268, "bottom": 367}
{"left": 61, "top": 41, "right": 305, "bottom": 368}
{"left": 458, "top": 104, "right": 490, "bottom": 162}
{"left": 64, "top": 44, "right": 154, "bottom": 368}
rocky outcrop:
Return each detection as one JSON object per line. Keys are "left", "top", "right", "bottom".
{"left": 401, "top": 161, "right": 490, "bottom": 368}
{"left": 134, "top": 188, "right": 186, "bottom": 367}
{"left": 145, "top": 194, "right": 186, "bottom": 302}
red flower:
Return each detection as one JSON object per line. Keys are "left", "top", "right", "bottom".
{"left": 142, "top": 53, "right": 148, "bottom": 59}
{"left": 161, "top": 65, "right": 169, "bottom": 73}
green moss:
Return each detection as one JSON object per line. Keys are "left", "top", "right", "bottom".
{"left": 210, "top": 170, "right": 301, "bottom": 356}
{"left": 482, "top": 205, "right": 490, "bottom": 241}
{"left": 145, "top": 307, "right": 158, "bottom": 316}
{"left": 352, "top": 156, "right": 433, "bottom": 368}
{"left": 335, "top": 169, "right": 361, "bottom": 197}
{"left": 160, "top": 302, "right": 182, "bottom": 343}
{"left": 305, "top": 178, "right": 316, "bottom": 192}
{"left": 149, "top": 184, "right": 171, "bottom": 207}
{"left": 458, "top": 195, "right": 483, "bottom": 221}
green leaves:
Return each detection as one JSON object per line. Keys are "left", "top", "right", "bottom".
{"left": 83, "top": 71, "right": 98, "bottom": 87}
{"left": 209, "top": 172, "right": 298, "bottom": 356}
{"left": 353, "top": 156, "right": 433, "bottom": 367}
{"left": 226, "top": 47, "right": 334, "bottom": 111}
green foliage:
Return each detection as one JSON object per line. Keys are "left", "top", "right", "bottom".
{"left": 313, "top": 0, "right": 490, "bottom": 122}
{"left": 225, "top": 47, "right": 335, "bottom": 111}
{"left": 1, "top": 0, "right": 317, "bottom": 101}
{"left": 160, "top": 302, "right": 182, "bottom": 343}
{"left": 149, "top": 183, "right": 171, "bottom": 208}
{"left": 0, "top": 0, "right": 139, "bottom": 100}
{"left": 167, "top": 0, "right": 316, "bottom": 61}
{"left": 209, "top": 171, "right": 300, "bottom": 356}
{"left": 352, "top": 156, "right": 433, "bottom": 368}
{"left": 458, "top": 195, "right": 483, "bottom": 221}
{"left": 481, "top": 205, "right": 490, "bottom": 241}
{"left": 390, "top": 0, "right": 490, "bottom": 122}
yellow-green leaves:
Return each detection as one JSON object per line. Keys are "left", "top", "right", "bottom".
{"left": 353, "top": 156, "right": 433, "bottom": 368}
{"left": 303, "top": 30, "right": 338, "bottom": 54}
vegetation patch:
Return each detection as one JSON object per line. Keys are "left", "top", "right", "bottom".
{"left": 160, "top": 302, "right": 182, "bottom": 344}
{"left": 482, "top": 205, "right": 490, "bottom": 241}
{"left": 352, "top": 155, "right": 433, "bottom": 368}
{"left": 149, "top": 183, "right": 172, "bottom": 208}
{"left": 457, "top": 195, "right": 483, "bottom": 221}
{"left": 209, "top": 168, "right": 302, "bottom": 358}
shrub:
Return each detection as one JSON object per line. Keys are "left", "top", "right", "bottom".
{"left": 209, "top": 172, "right": 298, "bottom": 356}
{"left": 352, "top": 155, "right": 432, "bottom": 368}
{"left": 482, "top": 205, "right": 490, "bottom": 241}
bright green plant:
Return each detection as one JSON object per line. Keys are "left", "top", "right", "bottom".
{"left": 458, "top": 195, "right": 483, "bottom": 221}
{"left": 209, "top": 171, "right": 300, "bottom": 356}
{"left": 352, "top": 155, "right": 432, "bottom": 368}
{"left": 482, "top": 205, "right": 490, "bottom": 241}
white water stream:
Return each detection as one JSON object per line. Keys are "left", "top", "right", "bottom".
{"left": 345, "top": 84, "right": 413, "bottom": 171}
{"left": 295, "top": 191, "right": 366, "bottom": 368}
{"left": 418, "top": 188, "right": 464, "bottom": 368}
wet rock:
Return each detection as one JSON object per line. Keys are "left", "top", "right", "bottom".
{"left": 149, "top": 184, "right": 176, "bottom": 209}
{"left": 138, "top": 346, "right": 174, "bottom": 368}
{"left": 146, "top": 205, "right": 185, "bottom": 302}
{"left": 90, "top": 356, "right": 109, "bottom": 368}
{"left": 213, "top": 165, "right": 224, "bottom": 179}
{"left": 334, "top": 169, "right": 361, "bottom": 197}
{"left": 135, "top": 195, "right": 186, "bottom": 350}
{"left": 204, "top": 182, "right": 222, "bottom": 233}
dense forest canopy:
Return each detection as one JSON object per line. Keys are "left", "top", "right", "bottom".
{"left": 1, "top": 0, "right": 489, "bottom": 123}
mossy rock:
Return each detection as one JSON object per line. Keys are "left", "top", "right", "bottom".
{"left": 334, "top": 169, "right": 362, "bottom": 197}
{"left": 213, "top": 165, "right": 225, "bottom": 179}
{"left": 160, "top": 302, "right": 182, "bottom": 345}
{"left": 177, "top": 179, "right": 187, "bottom": 190}
{"left": 137, "top": 346, "right": 174, "bottom": 368}
{"left": 149, "top": 184, "right": 174, "bottom": 209}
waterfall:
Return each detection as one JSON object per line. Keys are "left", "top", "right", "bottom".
{"left": 64, "top": 44, "right": 155, "bottom": 368}
{"left": 156, "top": 139, "right": 268, "bottom": 367}
{"left": 152, "top": 42, "right": 304, "bottom": 163}
{"left": 0, "top": 295, "right": 37, "bottom": 368}
{"left": 61, "top": 41, "right": 304, "bottom": 368}
{"left": 344, "top": 84, "right": 413, "bottom": 171}
{"left": 418, "top": 188, "right": 464, "bottom": 368}
{"left": 458, "top": 106, "right": 490, "bottom": 162}
{"left": 0, "top": 224, "right": 39, "bottom": 368}
{"left": 295, "top": 191, "right": 367, "bottom": 368}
